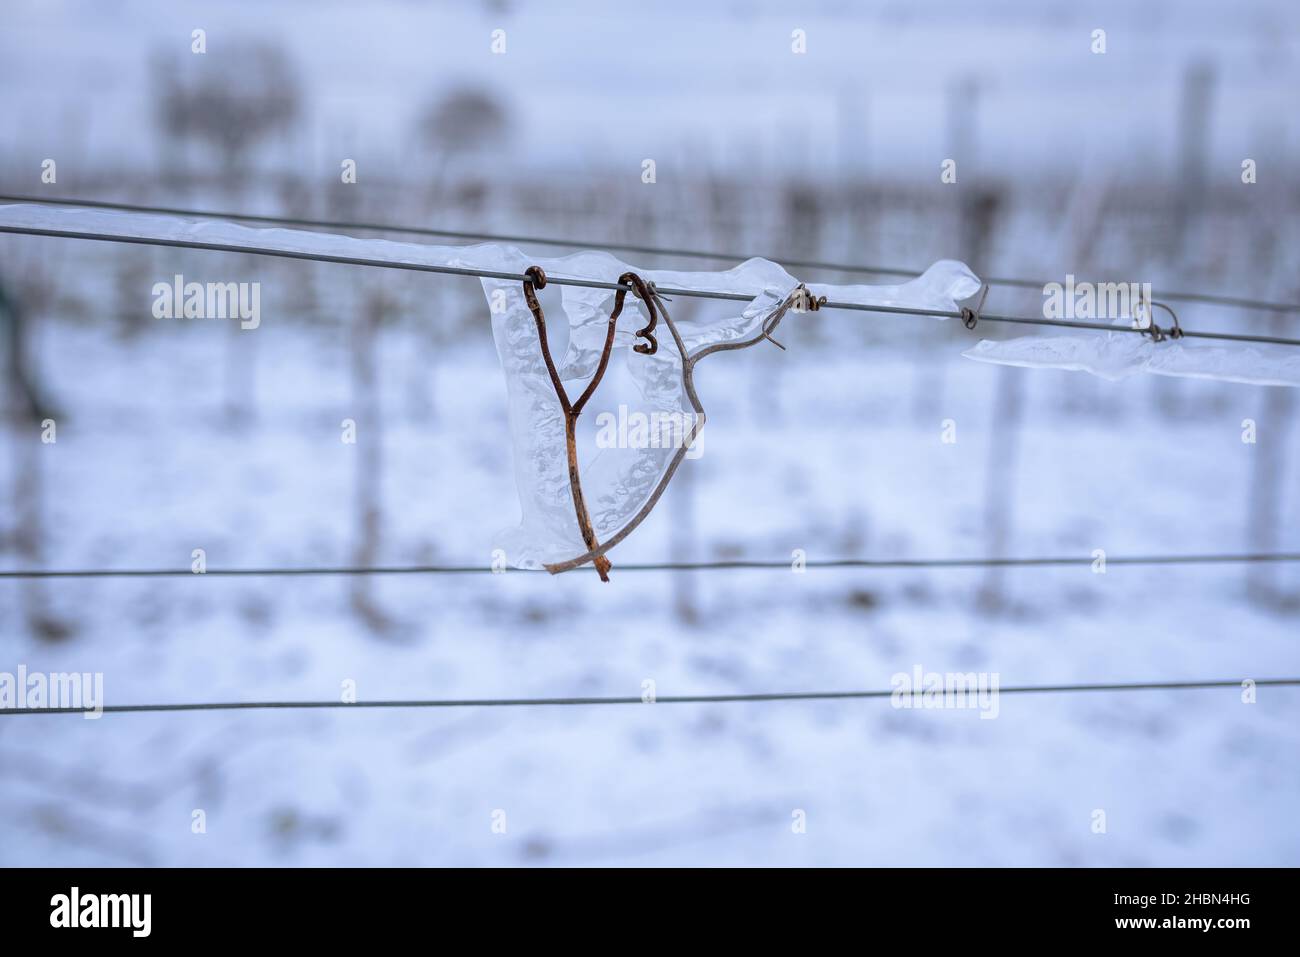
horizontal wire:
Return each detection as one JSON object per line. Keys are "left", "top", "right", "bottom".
{"left": 3, "top": 552, "right": 1298, "bottom": 579}
{"left": 1, "top": 678, "right": 1295, "bottom": 716}
{"left": 3, "top": 219, "right": 1300, "bottom": 347}
{"left": 4, "top": 193, "right": 1297, "bottom": 315}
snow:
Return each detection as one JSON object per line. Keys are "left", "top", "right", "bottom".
{"left": 1, "top": 309, "right": 1296, "bottom": 866}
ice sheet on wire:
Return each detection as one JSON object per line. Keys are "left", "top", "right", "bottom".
{"left": 483, "top": 256, "right": 981, "bottom": 568}
{"left": 0, "top": 201, "right": 536, "bottom": 277}
{"left": 0, "top": 202, "right": 982, "bottom": 567}
{"left": 962, "top": 323, "right": 1300, "bottom": 387}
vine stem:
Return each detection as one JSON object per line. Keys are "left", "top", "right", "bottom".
{"left": 543, "top": 283, "right": 817, "bottom": 576}
{"left": 521, "top": 267, "right": 660, "bottom": 581}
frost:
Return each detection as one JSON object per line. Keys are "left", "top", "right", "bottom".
{"left": 962, "top": 326, "right": 1300, "bottom": 387}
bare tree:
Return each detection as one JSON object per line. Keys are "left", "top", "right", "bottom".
{"left": 153, "top": 42, "right": 301, "bottom": 182}
{"left": 1, "top": 275, "right": 73, "bottom": 642}
{"left": 417, "top": 87, "right": 510, "bottom": 205}
{"left": 419, "top": 87, "right": 509, "bottom": 157}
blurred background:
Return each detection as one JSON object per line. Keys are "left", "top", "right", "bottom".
{"left": 0, "top": 0, "right": 1297, "bottom": 865}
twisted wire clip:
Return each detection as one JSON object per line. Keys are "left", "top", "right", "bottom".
{"left": 773, "top": 285, "right": 827, "bottom": 351}
{"left": 959, "top": 284, "right": 989, "bottom": 330}
{"left": 792, "top": 286, "right": 828, "bottom": 313}
{"left": 644, "top": 280, "right": 671, "bottom": 303}
{"left": 1139, "top": 300, "right": 1183, "bottom": 343}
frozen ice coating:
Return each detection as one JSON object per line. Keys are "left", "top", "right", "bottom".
{"left": 0, "top": 202, "right": 536, "bottom": 276}
{"left": 0, "top": 202, "right": 984, "bottom": 571}
{"left": 483, "top": 257, "right": 981, "bottom": 570}
{"left": 963, "top": 328, "right": 1300, "bottom": 387}
{"left": 805, "top": 260, "right": 984, "bottom": 317}
{"left": 481, "top": 254, "right": 794, "bottom": 569}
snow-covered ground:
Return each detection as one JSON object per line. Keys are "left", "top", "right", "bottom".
{"left": 1, "top": 304, "right": 1296, "bottom": 866}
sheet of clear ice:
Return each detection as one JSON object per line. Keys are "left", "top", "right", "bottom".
{"left": 483, "top": 253, "right": 981, "bottom": 568}
{"left": 962, "top": 324, "right": 1300, "bottom": 388}
{"left": 0, "top": 203, "right": 982, "bottom": 568}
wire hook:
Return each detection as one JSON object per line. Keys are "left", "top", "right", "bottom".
{"left": 960, "top": 284, "right": 989, "bottom": 330}
{"left": 1140, "top": 299, "right": 1183, "bottom": 342}
{"left": 618, "top": 272, "right": 659, "bottom": 355}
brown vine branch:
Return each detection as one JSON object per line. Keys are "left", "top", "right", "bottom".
{"left": 543, "top": 283, "right": 817, "bottom": 576}
{"left": 522, "top": 267, "right": 660, "bottom": 581}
